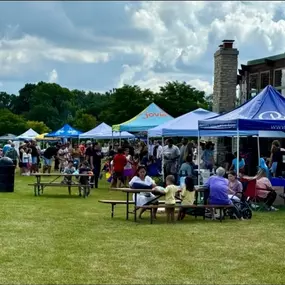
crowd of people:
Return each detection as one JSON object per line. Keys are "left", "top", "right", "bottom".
{"left": 0, "top": 137, "right": 284, "bottom": 218}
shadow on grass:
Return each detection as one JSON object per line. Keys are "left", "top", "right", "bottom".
{"left": 37, "top": 194, "right": 82, "bottom": 199}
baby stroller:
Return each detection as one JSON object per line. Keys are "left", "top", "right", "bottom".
{"left": 227, "top": 193, "right": 252, "bottom": 219}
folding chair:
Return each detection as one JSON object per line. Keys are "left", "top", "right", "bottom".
{"left": 240, "top": 178, "right": 268, "bottom": 211}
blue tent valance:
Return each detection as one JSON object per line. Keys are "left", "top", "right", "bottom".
{"left": 45, "top": 124, "right": 82, "bottom": 138}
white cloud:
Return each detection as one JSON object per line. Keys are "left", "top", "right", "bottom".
{"left": 1, "top": 1, "right": 285, "bottom": 96}
{"left": 115, "top": 1, "right": 285, "bottom": 95}
{"left": 0, "top": 34, "right": 110, "bottom": 77}
{"left": 117, "top": 67, "right": 213, "bottom": 95}
{"left": 47, "top": 69, "right": 58, "bottom": 83}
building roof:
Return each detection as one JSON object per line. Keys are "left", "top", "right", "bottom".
{"left": 247, "top": 53, "right": 285, "bottom": 65}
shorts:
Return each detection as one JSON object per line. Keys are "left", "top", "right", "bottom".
{"left": 43, "top": 157, "right": 52, "bottom": 166}
{"left": 32, "top": 156, "right": 38, "bottom": 164}
{"left": 21, "top": 163, "right": 28, "bottom": 168}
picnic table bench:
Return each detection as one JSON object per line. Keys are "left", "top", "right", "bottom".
{"left": 30, "top": 173, "right": 94, "bottom": 198}
{"left": 103, "top": 186, "right": 233, "bottom": 223}
{"left": 98, "top": 199, "right": 181, "bottom": 218}
{"left": 137, "top": 204, "right": 234, "bottom": 224}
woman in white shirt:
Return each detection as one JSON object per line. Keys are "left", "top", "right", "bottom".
{"left": 129, "top": 165, "right": 158, "bottom": 219}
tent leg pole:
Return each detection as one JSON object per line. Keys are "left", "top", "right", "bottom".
{"left": 237, "top": 127, "right": 240, "bottom": 177}
{"left": 147, "top": 135, "right": 149, "bottom": 159}
{"left": 112, "top": 131, "right": 114, "bottom": 149}
{"left": 162, "top": 136, "right": 164, "bottom": 182}
{"left": 257, "top": 135, "right": 260, "bottom": 168}
{"left": 197, "top": 131, "right": 200, "bottom": 186}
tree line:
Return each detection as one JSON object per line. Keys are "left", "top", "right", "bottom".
{"left": 0, "top": 81, "right": 213, "bottom": 136}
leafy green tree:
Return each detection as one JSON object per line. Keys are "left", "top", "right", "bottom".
{"left": 0, "top": 80, "right": 210, "bottom": 133}
{"left": 0, "top": 92, "right": 17, "bottom": 110}
{"left": 154, "top": 81, "right": 209, "bottom": 117}
{"left": 0, "top": 109, "right": 27, "bottom": 135}
{"left": 13, "top": 83, "right": 37, "bottom": 115}
{"left": 99, "top": 85, "right": 151, "bottom": 125}
{"left": 26, "top": 121, "right": 51, "bottom": 134}
{"left": 73, "top": 110, "right": 97, "bottom": 132}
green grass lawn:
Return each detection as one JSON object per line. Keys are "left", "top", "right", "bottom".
{"left": 0, "top": 174, "right": 285, "bottom": 284}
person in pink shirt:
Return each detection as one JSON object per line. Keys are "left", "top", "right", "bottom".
{"left": 244, "top": 169, "right": 277, "bottom": 211}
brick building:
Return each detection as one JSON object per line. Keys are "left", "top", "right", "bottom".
{"left": 237, "top": 53, "right": 285, "bottom": 103}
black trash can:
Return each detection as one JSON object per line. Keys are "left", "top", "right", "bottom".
{"left": 0, "top": 157, "right": 15, "bottom": 192}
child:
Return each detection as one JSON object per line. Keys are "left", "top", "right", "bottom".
{"left": 155, "top": 175, "right": 178, "bottom": 223}
{"left": 124, "top": 148, "right": 133, "bottom": 186}
{"left": 78, "top": 161, "right": 92, "bottom": 196}
{"left": 22, "top": 147, "right": 30, "bottom": 176}
{"left": 102, "top": 157, "right": 112, "bottom": 183}
{"left": 177, "top": 176, "right": 196, "bottom": 221}
{"left": 111, "top": 148, "right": 127, "bottom": 188}
{"left": 27, "top": 148, "right": 32, "bottom": 173}
{"left": 62, "top": 160, "right": 76, "bottom": 184}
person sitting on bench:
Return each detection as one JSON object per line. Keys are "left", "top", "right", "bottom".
{"left": 61, "top": 160, "right": 76, "bottom": 184}
{"left": 129, "top": 165, "right": 158, "bottom": 220}
{"left": 204, "top": 167, "right": 243, "bottom": 221}
{"left": 177, "top": 176, "right": 196, "bottom": 221}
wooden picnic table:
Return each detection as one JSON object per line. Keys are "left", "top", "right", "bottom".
{"left": 112, "top": 187, "right": 165, "bottom": 222}
{"left": 30, "top": 173, "right": 94, "bottom": 197}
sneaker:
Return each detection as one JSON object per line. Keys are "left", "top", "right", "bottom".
{"left": 251, "top": 203, "right": 259, "bottom": 209}
{"left": 270, "top": 206, "right": 278, "bottom": 211}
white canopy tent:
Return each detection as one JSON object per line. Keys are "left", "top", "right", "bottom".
{"left": 16, "top": 128, "right": 39, "bottom": 140}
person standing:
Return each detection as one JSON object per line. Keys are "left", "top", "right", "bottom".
{"left": 43, "top": 144, "right": 59, "bottom": 174}
{"left": 90, "top": 142, "right": 104, "bottom": 189}
{"left": 201, "top": 141, "right": 214, "bottom": 172}
{"left": 163, "top": 138, "right": 180, "bottom": 181}
{"left": 79, "top": 141, "right": 86, "bottom": 163}
{"left": 153, "top": 140, "right": 163, "bottom": 173}
{"left": 124, "top": 148, "right": 134, "bottom": 185}
{"left": 179, "top": 138, "right": 188, "bottom": 167}
{"left": 111, "top": 147, "right": 127, "bottom": 188}
{"left": 85, "top": 141, "right": 93, "bottom": 165}
{"left": 30, "top": 140, "right": 40, "bottom": 173}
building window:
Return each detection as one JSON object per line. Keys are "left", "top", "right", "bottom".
{"left": 274, "top": 68, "right": 285, "bottom": 88}
{"left": 249, "top": 73, "right": 259, "bottom": 92}
{"left": 260, "top": 71, "right": 270, "bottom": 89}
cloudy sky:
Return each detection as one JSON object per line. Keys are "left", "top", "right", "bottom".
{"left": 1, "top": 1, "right": 285, "bottom": 95}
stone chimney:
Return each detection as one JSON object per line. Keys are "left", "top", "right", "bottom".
{"left": 213, "top": 40, "right": 239, "bottom": 113}
{"left": 212, "top": 40, "right": 239, "bottom": 164}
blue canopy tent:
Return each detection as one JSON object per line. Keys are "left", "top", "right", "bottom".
{"left": 112, "top": 103, "right": 173, "bottom": 132}
{"left": 198, "top": 85, "right": 285, "bottom": 175}
{"left": 199, "top": 85, "right": 285, "bottom": 131}
{"left": 45, "top": 124, "right": 82, "bottom": 138}
{"left": 148, "top": 107, "right": 261, "bottom": 137}
{"left": 80, "top": 122, "right": 135, "bottom": 139}
{"left": 148, "top": 108, "right": 217, "bottom": 137}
